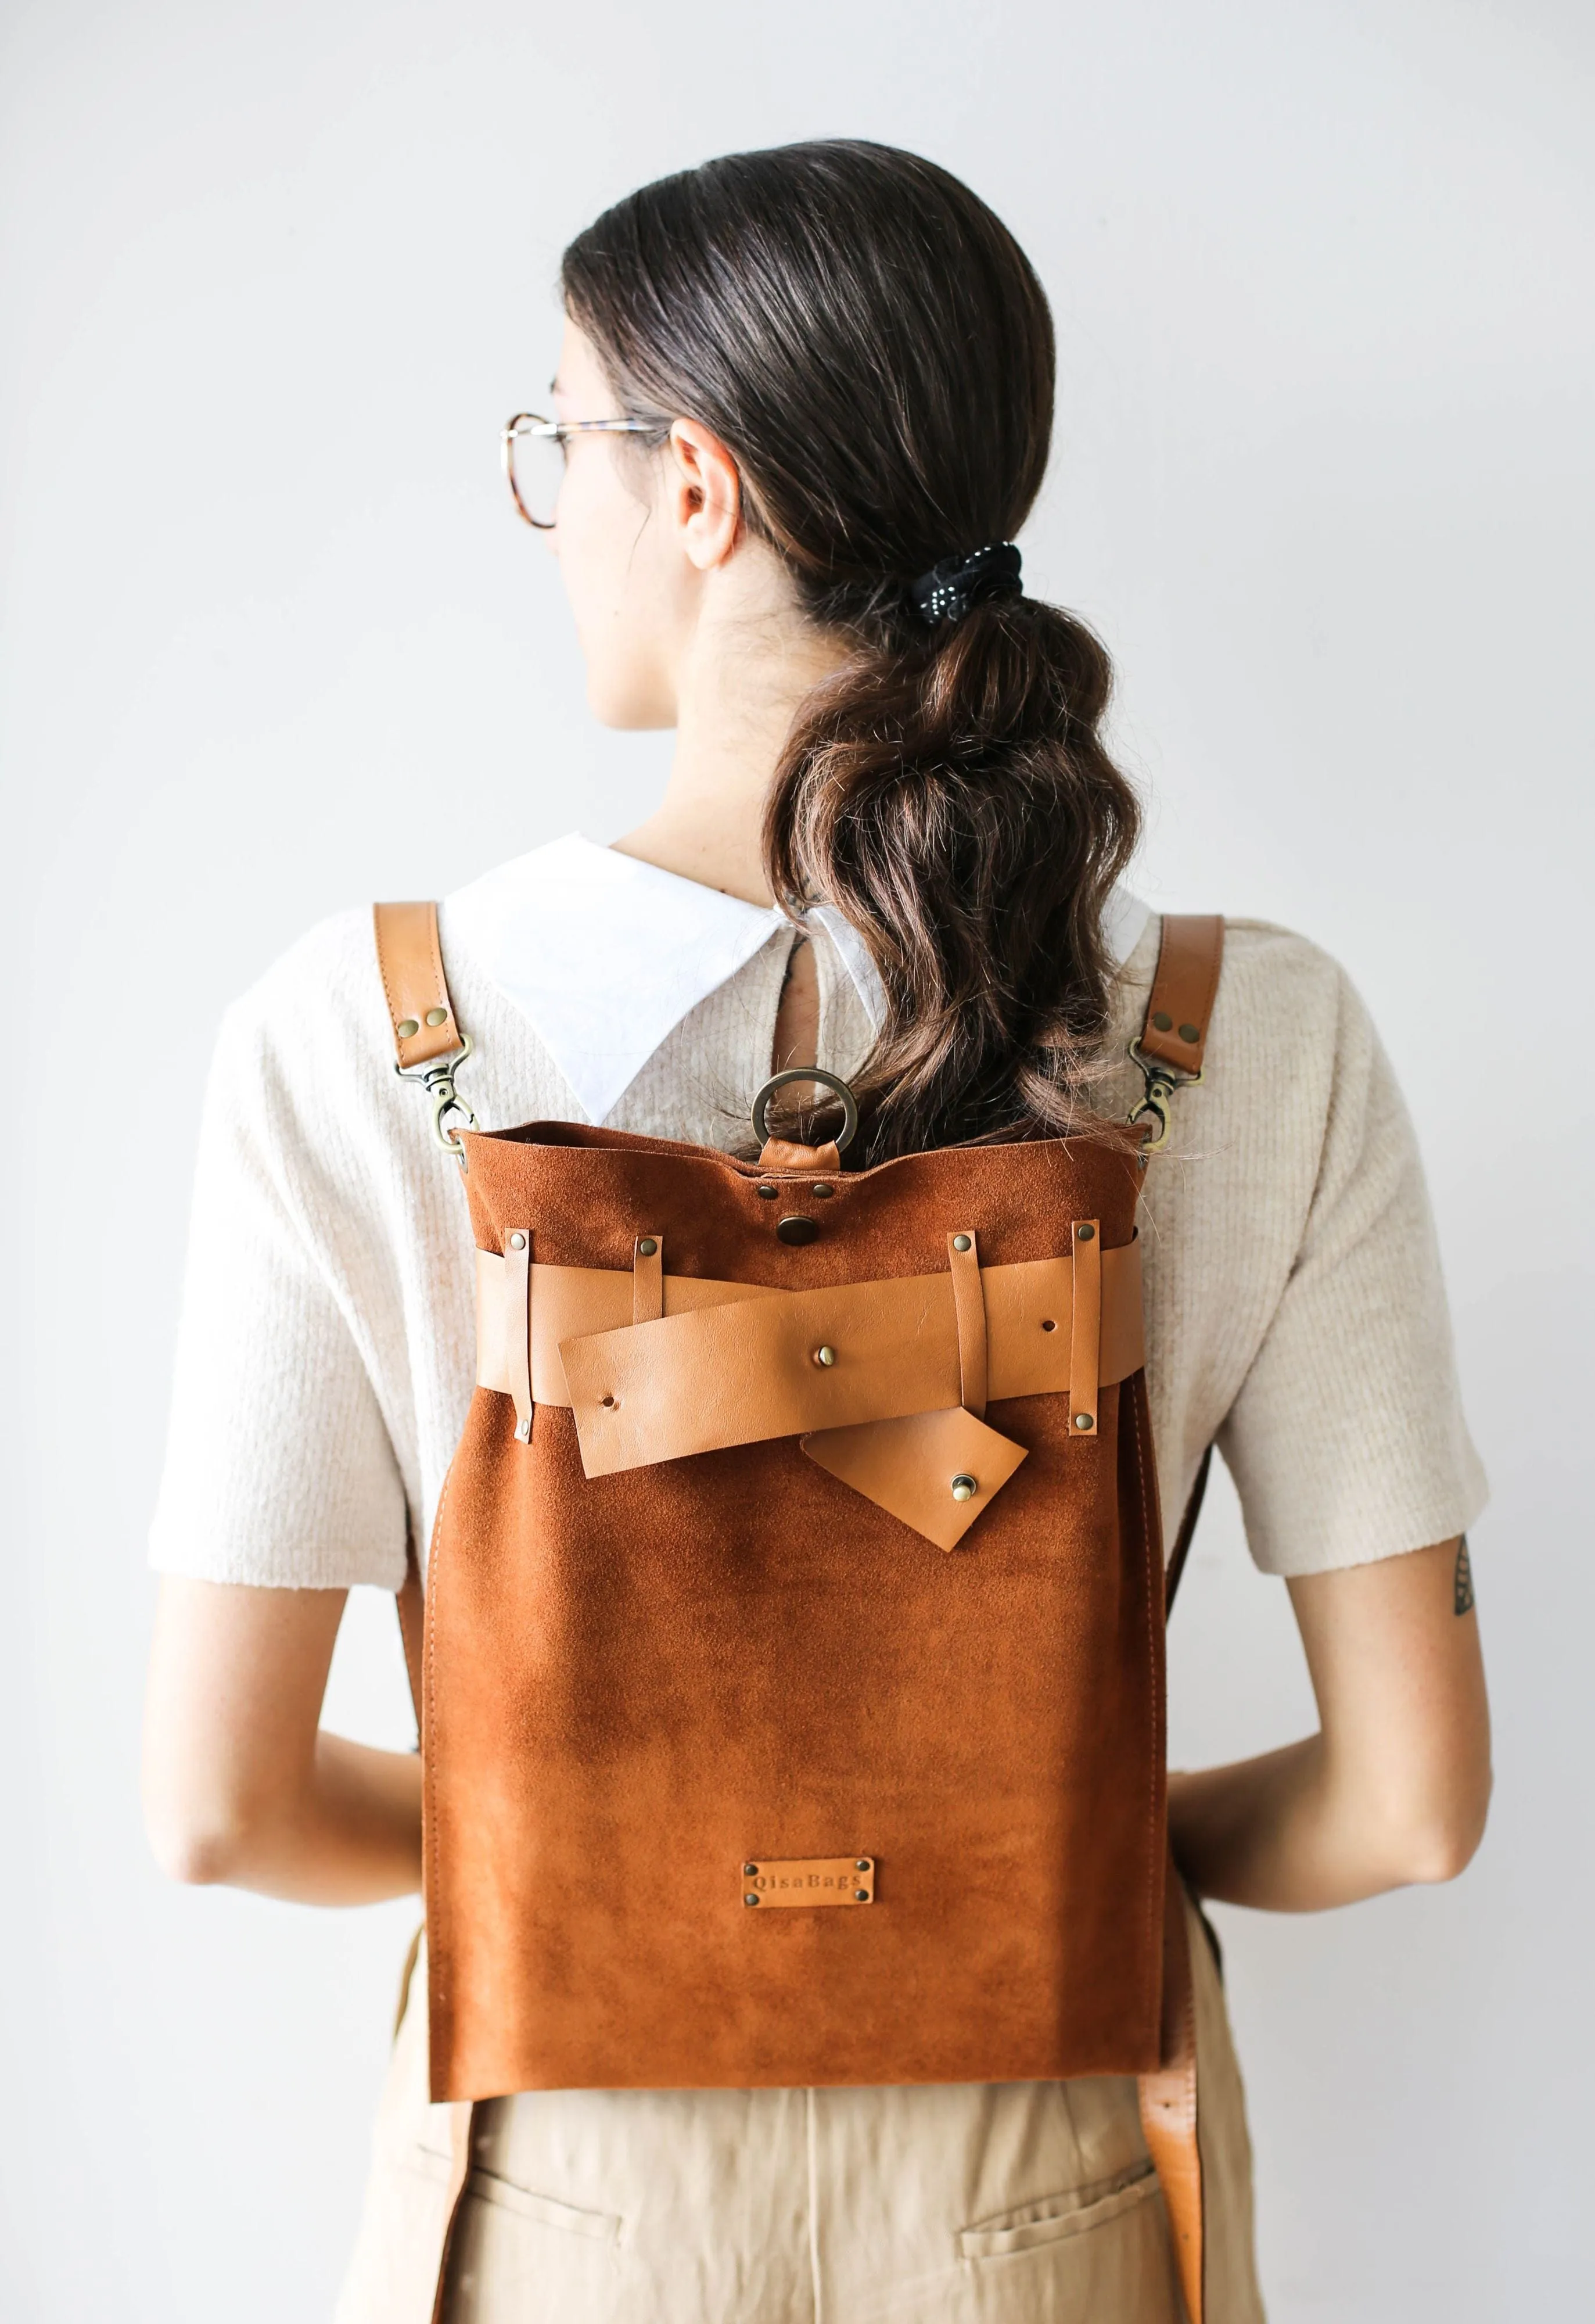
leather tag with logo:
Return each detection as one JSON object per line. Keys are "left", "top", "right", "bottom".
{"left": 741, "top": 1855, "right": 875, "bottom": 1908}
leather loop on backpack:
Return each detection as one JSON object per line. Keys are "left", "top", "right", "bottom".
{"left": 946, "top": 1231, "right": 988, "bottom": 1421}
{"left": 633, "top": 1233, "right": 664, "bottom": 1324}
{"left": 1069, "top": 1221, "right": 1102, "bottom": 1439}
{"left": 502, "top": 1229, "right": 533, "bottom": 1443}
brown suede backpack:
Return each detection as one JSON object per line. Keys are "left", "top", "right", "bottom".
{"left": 374, "top": 901, "right": 1223, "bottom": 2324}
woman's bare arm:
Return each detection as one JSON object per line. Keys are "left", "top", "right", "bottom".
{"left": 1167, "top": 1537, "right": 1490, "bottom": 1911}
{"left": 142, "top": 1577, "right": 422, "bottom": 1904}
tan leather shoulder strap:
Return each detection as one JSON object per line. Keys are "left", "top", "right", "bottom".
{"left": 1138, "top": 913, "right": 1223, "bottom": 1077}
{"left": 373, "top": 900, "right": 463, "bottom": 1071}
{"left": 373, "top": 900, "right": 477, "bottom": 1160}
{"left": 1130, "top": 913, "right": 1224, "bottom": 1153}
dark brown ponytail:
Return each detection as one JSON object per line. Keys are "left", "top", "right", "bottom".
{"left": 562, "top": 140, "right": 1140, "bottom": 1162}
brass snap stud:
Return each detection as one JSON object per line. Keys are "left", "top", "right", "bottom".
{"left": 396, "top": 1017, "right": 420, "bottom": 1039}
{"left": 814, "top": 1344, "right": 837, "bottom": 1367}
{"left": 952, "top": 1233, "right": 972, "bottom": 1252}
{"left": 777, "top": 1215, "right": 818, "bottom": 1246}
{"left": 1076, "top": 1223, "right": 1094, "bottom": 1241}
{"left": 951, "top": 1473, "right": 978, "bottom": 1501}
{"left": 637, "top": 1236, "right": 658, "bottom": 1256}
{"left": 425, "top": 1007, "right": 449, "bottom": 1028}
{"left": 1074, "top": 1412, "right": 1094, "bottom": 1431}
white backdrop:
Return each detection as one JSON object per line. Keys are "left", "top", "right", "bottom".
{"left": 3, "top": 1, "right": 1590, "bottom": 2316}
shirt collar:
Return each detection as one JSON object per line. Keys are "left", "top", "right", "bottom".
{"left": 446, "top": 831, "right": 1148, "bottom": 1124}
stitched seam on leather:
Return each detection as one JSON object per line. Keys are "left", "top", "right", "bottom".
{"left": 1129, "top": 1373, "right": 1163, "bottom": 2043}
{"left": 423, "top": 1458, "right": 457, "bottom": 2061}
{"left": 375, "top": 909, "right": 405, "bottom": 1041}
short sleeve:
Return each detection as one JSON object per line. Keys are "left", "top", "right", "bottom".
{"left": 1218, "top": 969, "right": 1487, "bottom": 1577}
{"left": 149, "top": 998, "right": 408, "bottom": 1590}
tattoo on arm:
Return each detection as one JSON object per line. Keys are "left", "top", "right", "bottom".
{"left": 1454, "top": 1537, "right": 1475, "bottom": 1616}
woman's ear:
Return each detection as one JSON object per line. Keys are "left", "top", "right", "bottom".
{"left": 666, "top": 417, "right": 743, "bottom": 572}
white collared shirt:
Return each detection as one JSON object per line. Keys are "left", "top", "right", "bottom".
{"left": 447, "top": 831, "right": 1150, "bottom": 1125}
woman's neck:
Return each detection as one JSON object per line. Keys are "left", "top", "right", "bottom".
{"left": 613, "top": 573, "right": 850, "bottom": 906}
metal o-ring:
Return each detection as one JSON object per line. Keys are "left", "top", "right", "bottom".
{"left": 751, "top": 1068, "right": 860, "bottom": 1154}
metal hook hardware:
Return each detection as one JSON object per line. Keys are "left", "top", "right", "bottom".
{"left": 1126, "top": 1038, "right": 1203, "bottom": 1157}
{"left": 395, "top": 1033, "right": 477, "bottom": 1164}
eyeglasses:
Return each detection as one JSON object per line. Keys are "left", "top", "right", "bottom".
{"left": 501, "top": 410, "right": 662, "bottom": 529}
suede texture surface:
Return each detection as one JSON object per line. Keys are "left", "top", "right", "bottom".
{"left": 424, "top": 1125, "right": 1166, "bottom": 2100}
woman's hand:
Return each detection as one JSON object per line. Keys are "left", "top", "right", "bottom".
{"left": 142, "top": 1577, "right": 422, "bottom": 1904}
{"left": 1167, "top": 1537, "right": 1490, "bottom": 1911}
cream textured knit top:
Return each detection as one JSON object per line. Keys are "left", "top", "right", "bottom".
{"left": 150, "top": 838, "right": 1485, "bottom": 1588}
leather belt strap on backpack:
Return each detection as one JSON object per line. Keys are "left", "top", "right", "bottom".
{"left": 373, "top": 900, "right": 1220, "bottom": 2324}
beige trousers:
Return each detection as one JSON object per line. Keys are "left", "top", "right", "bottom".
{"left": 336, "top": 1896, "right": 1263, "bottom": 2324}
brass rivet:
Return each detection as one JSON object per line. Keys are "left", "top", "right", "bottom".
{"left": 952, "top": 1233, "right": 972, "bottom": 1252}
{"left": 637, "top": 1236, "right": 658, "bottom": 1257}
{"left": 601, "top": 1394, "right": 617, "bottom": 1408}
{"left": 1179, "top": 1023, "right": 1201, "bottom": 1044}
{"left": 508, "top": 1232, "right": 526, "bottom": 1250}
{"left": 425, "top": 1007, "right": 448, "bottom": 1028}
{"left": 396, "top": 1017, "right": 420, "bottom": 1039}
{"left": 1041, "top": 1318, "right": 1056, "bottom": 1332}
{"left": 814, "top": 1344, "right": 837, "bottom": 1367}
{"left": 745, "top": 1893, "right": 760, "bottom": 1906}
{"left": 951, "top": 1473, "right": 978, "bottom": 1501}
{"left": 1152, "top": 1011, "right": 1173, "bottom": 1032}
{"left": 854, "top": 1888, "right": 870, "bottom": 1902}
{"left": 856, "top": 1858, "right": 870, "bottom": 1870}
{"left": 1075, "top": 1412, "right": 1094, "bottom": 1431}
{"left": 1076, "top": 1223, "right": 1095, "bottom": 1241}
{"left": 744, "top": 1862, "right": 758, "bottom": 1876}
{"left": 777, "top": 1214, "right": 818, "bottom": 1245}
{"left": 757, "top": 1184, "right": 778, "bottom": 1200}
{"left": 811, "top": 1183, "right": 835, "bottom": 1198}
